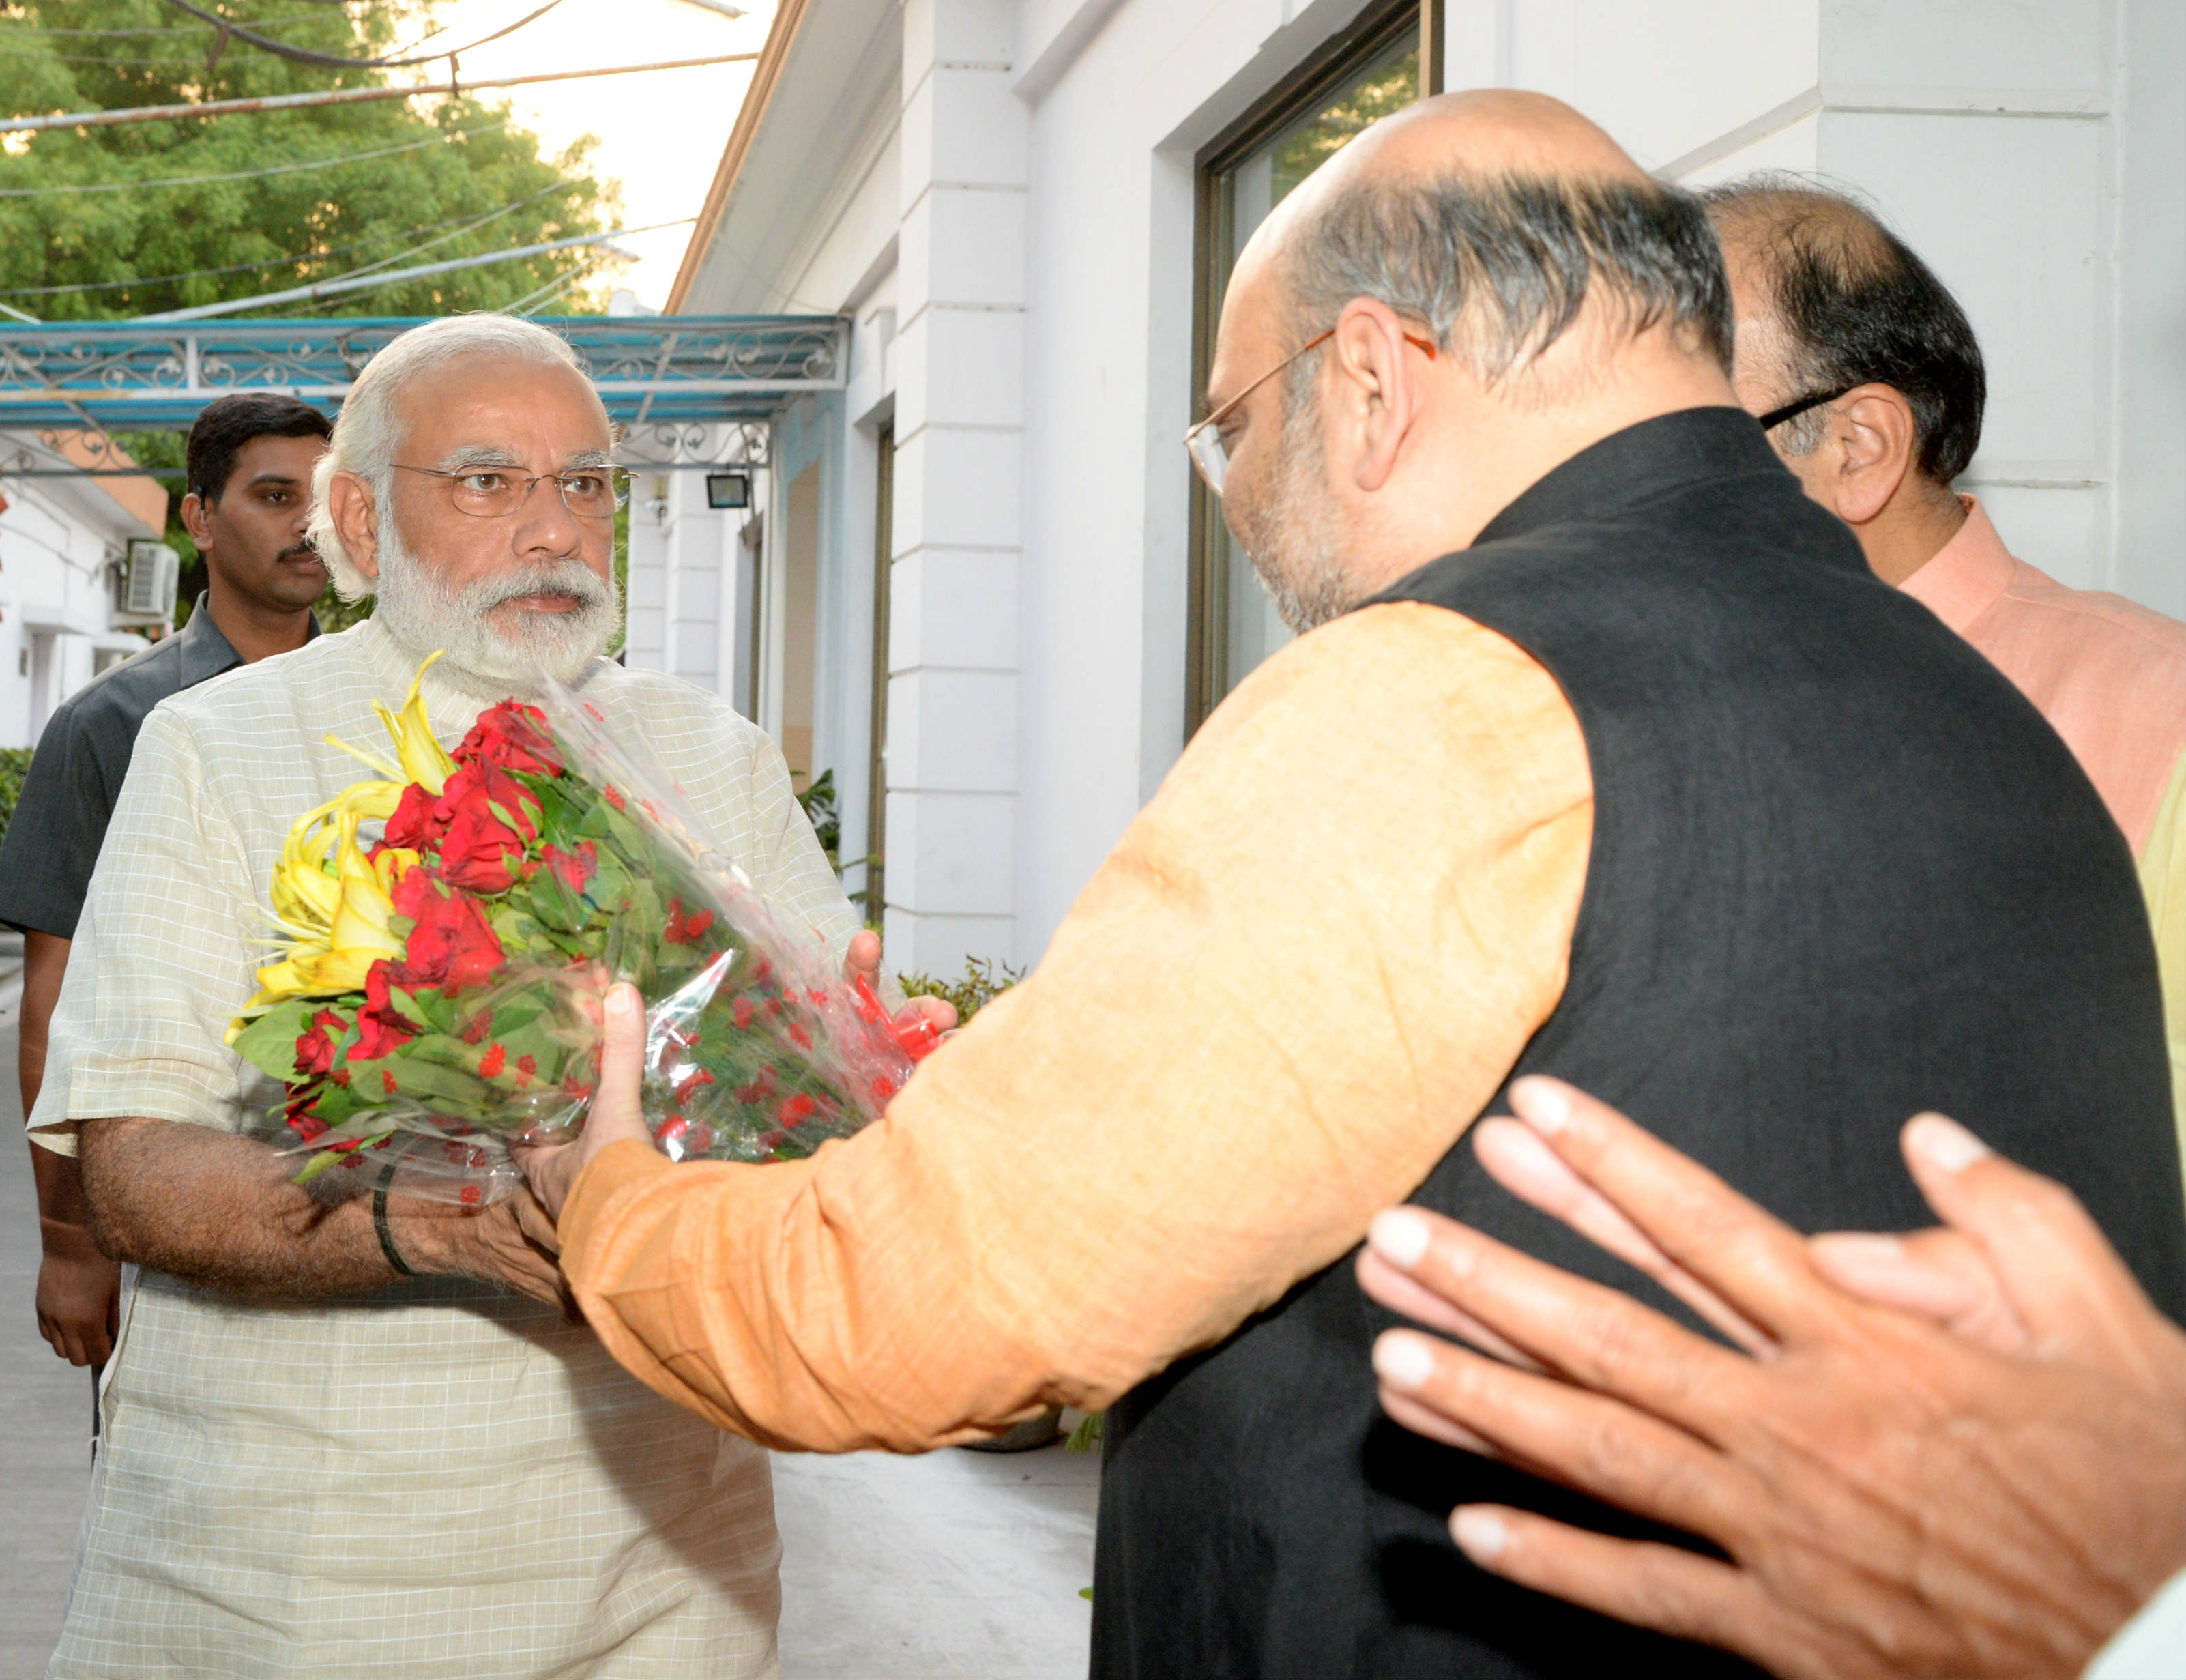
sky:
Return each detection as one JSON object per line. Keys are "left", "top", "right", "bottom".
{"left": 405, "top": 0, "right": 777, "bottom": 310}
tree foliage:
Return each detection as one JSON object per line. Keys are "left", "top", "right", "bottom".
{"left": 0, "top": 0, "right": 620, "bottom": 321}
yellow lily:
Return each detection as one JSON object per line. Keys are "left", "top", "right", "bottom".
{"left": 267, "top": 780, "right": 404, "bottom": 944}
{"left": 235, "top": 815, "right": 419, "bottom": 1022}
{"left": 326, "top": 651, "right": 454, "bottom": 794}
{"left": 228, "top": 654, "right": 452, "bottom": 1039}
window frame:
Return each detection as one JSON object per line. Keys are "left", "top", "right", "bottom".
{"left": 1184, "top": 0, "right": 1440, "bottom": 738}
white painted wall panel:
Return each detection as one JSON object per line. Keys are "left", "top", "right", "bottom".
{"left": 1566, "top": 0, "right": 1820, "bottom": 172}
{"left": 1670, "top": 109, "right": 1820, "bottom": 186}
{"left": 1971, "top": 484, "right": 2104, "bottom": 592}
{"left": 890, "top": 548, "right": 1021, "bottom": 671}
{"left": 1818, "top": 110, "right": 2106, "bottom": 474}
{"left": 1821, "top": 0, "right": 2108, "bottom": 94}
{"left": 884, "top": 788, "right": 1018, "bottom": 913}
{"left": 889, "top": 668, "right": 1020, "bottom": 790}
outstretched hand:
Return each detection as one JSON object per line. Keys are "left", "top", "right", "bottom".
{"left": 1354, "top": 1077, "right": 2186, "bottom": 1680}
{"left": 516, "top": 938, "right": 950, "bottom": 1226}
{"left": 513, "top": 981, "right": 653, "bottom": 1223}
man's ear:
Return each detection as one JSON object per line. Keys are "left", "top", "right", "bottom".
{"left": 325, "top": 471, "right": 383, "bottom": 581}
{"left": 1328, "top": 298, "right": 1429, "bottom": 495}
{"left": 179, "top": 491, "right": 212, "bottom": 551}
{"left": 1826, "top": 384, "right": 1918, "bottom": 526}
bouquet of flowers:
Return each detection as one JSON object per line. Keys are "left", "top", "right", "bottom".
{"left": 227, "top": 655, "right": 935, "bottom": 1204}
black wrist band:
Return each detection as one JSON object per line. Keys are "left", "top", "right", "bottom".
{"left": 373, "top": 1165, "right": 416, "bottom": 1277}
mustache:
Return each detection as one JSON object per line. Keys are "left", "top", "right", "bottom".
{"left": 279, "top": 541, "right": 325, "bottom": 566}
{"left": 463, "top": 558, "right": 612, "bottom": 613}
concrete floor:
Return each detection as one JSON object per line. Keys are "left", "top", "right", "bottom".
{"left": 0, "top": 1000, "right": 1098, "bottom": 1677}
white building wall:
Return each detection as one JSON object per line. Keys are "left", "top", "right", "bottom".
{"left": 0, "top": 442, "right": 162, "bottom": 748}
{"left": 623, "top": 437, "right": 763, "bottom": 714}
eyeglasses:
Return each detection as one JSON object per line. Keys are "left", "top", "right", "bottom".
{"left": 1758, "top": 386, "right": 1853, "bottom": 431}
{"left": 1184, "top": 326, "right": 1438, "bottom": 497}
{"left": 393, "top": 463, "right": 628, "bottom": 521}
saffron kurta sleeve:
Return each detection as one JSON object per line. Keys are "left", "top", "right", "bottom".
{"left": 556, "top": 601, "right": 1595, "bottom": 1452}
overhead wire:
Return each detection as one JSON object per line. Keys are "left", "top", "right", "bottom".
{"left": 501, "top": 252, "right": 605, "bottom": 315}
{"left": 273, "top": 179, "right": 577, "bottom": 285}
{"left": 139, "top": 215, "right": 691, "bottom": 319}
{"left": 159, "top": 0, "right": 567, "bottom": 70}
{"left": 3, "top": 52, "right": 760, "bottom": 134}
{"left": 0, "top": 10, "right": 352, "bottom": 37}
{"left": 0, "top": 114, "right": 512, "bottom": 198}
{"left": 0, "top": 178, "right": 574, "bottom": 298}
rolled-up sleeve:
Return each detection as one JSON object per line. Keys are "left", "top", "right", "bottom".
{"left": 558, "top": 603, "right": 1596, "bottom": 1452}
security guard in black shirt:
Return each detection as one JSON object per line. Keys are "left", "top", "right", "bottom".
{"left": 1, "top": 393, "right": 330, "bottom": 1372}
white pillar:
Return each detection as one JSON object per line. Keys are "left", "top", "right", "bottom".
{"left": 623, "top": 473, "right": 671, "bottom": 674}
{"left": 885, "top": 0, "right": 1027, "bottom": 974}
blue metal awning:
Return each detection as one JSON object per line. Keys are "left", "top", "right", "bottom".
{"left": 0, "top": 315, "right": 845, "bottom": 434}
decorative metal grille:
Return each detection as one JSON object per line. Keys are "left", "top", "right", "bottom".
{"left": 0, "top": 315, "right": 845, "bottom": 433}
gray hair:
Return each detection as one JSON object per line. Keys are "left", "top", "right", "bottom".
{"left": 1282, "top": 171, "right": 1734, "bottom": 395}
{"left": 307, "top": 313, "right": 589, "bottom": 599}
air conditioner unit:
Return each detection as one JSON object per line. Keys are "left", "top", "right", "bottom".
{"left": 119, "top": 540, "right": 179, "bottom": 624}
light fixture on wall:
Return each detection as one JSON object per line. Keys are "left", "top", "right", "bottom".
{"left": 705, "top": 470, "right": 752, "bottom": 510}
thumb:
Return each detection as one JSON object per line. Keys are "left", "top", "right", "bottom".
{"left": 589, "top": 982, "right": 649, "bottom": 1133}
{"left": 1899, "top": 1112, "right": 2168, "bottom": 1367}
{"left": 844, "top": 930, "right": 881, "bottom": 980}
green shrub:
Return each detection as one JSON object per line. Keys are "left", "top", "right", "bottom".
{"left": 0, "top": 747, "right": 31, "bottom": 848}
{"left": 897, "top": 955, "right": 1023, "bottom": 1024}
{"left": 796, "top": 768, "right": 842, "bottom": 864}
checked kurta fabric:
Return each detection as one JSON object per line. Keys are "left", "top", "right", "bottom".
{"left": 31, "top": 618, "right": 860, "bottom": 1680}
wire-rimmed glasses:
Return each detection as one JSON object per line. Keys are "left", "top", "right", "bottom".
{"left": 1184, "top": 327, "right": 1438, "bottom": 497}
{"left": 393, "top": 463, "right": 629, "bottom": 521}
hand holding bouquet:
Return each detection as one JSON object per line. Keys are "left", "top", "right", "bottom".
{"left": 228, "top": 658, "right": 937, "bottom": 1203}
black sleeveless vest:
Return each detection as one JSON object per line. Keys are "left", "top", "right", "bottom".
{"left": 1092, "top": 409, "right": 2186, "bottom": 1680}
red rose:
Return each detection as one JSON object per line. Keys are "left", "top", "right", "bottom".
{"left": 349, "top": 961, "right": 416, "bottom": 1061}
{"left": 380, "top": 781, "right": 445, "bottom": 854}
{"left": 392, "top": 871, "right": 506, "bottom": 991}
{"left": 535, "top": 840, "right": 598, "bottom": 897}
{"left": 433, "top": 764, "right": 540, "bottom": 895}
{"left": 454, "top": 701, "right": 562, "bottom": 777}
{"left": 662, "top": 897, "right": 716, "bottom": 946}
{"left": 673, "top": 1068, "right": 713, "bottom": 1105}
{"left": 294, "top": 1007, "right": 347, "bottom": 1077}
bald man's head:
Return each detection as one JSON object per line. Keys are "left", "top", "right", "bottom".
{"left": 1232, "top": 91, "right": 1732, "bottom": 390}
{"left": 1201, "top": 89, "right": 1743, "bottom": 643}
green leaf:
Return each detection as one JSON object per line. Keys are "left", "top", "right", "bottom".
{"left": 526, "top": 866, "right": 589, "bottom": 933}
{"left": 231, "top": 999, "right": 319, "bottom": 1082}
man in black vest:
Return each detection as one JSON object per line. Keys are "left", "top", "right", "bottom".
{"left": 516, "top": 89, "right": 2186, "bottom": 1679}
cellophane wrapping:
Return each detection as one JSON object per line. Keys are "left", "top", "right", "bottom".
{"left": 229, "top": 673, "right": 927, "bottom": 1205}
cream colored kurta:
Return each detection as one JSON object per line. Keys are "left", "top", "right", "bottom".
{"left": 30, "top": 618, "right": 858, "bottom": 1680}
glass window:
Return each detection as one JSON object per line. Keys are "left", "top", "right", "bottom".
{"left": 1188, "top": 3, "right": 1427, "bottom": 734}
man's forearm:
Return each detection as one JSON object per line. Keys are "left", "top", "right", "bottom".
{"left": 18, "top": 928, "right": 66, "bottom": 1127}
{"left": 31, "top": 1138, "right": 95, "bottom": 1232}
{"left": 79, "top": 1116, "right": 479, "bottom": 1297}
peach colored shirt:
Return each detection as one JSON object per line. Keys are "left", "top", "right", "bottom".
{"left": 557, "top": 604, "right": 1594, "bottom": 1451}
{"left": 1901, "top": 499, "right": 2186, "bottom": 855}
{"left": 1901, "top": 498, "right": 2186, "bottom": 1179}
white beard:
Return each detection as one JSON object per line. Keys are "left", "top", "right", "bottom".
{"left": 368, "top": 506, "right": 622, "bottom": 699}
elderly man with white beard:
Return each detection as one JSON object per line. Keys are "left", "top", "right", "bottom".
{"left": 25, "top": 314, "right": 879, "bottom": 1680}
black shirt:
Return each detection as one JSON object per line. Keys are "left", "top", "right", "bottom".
{"left": 0, "top": 596, "right": 312, "bottom": 939}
